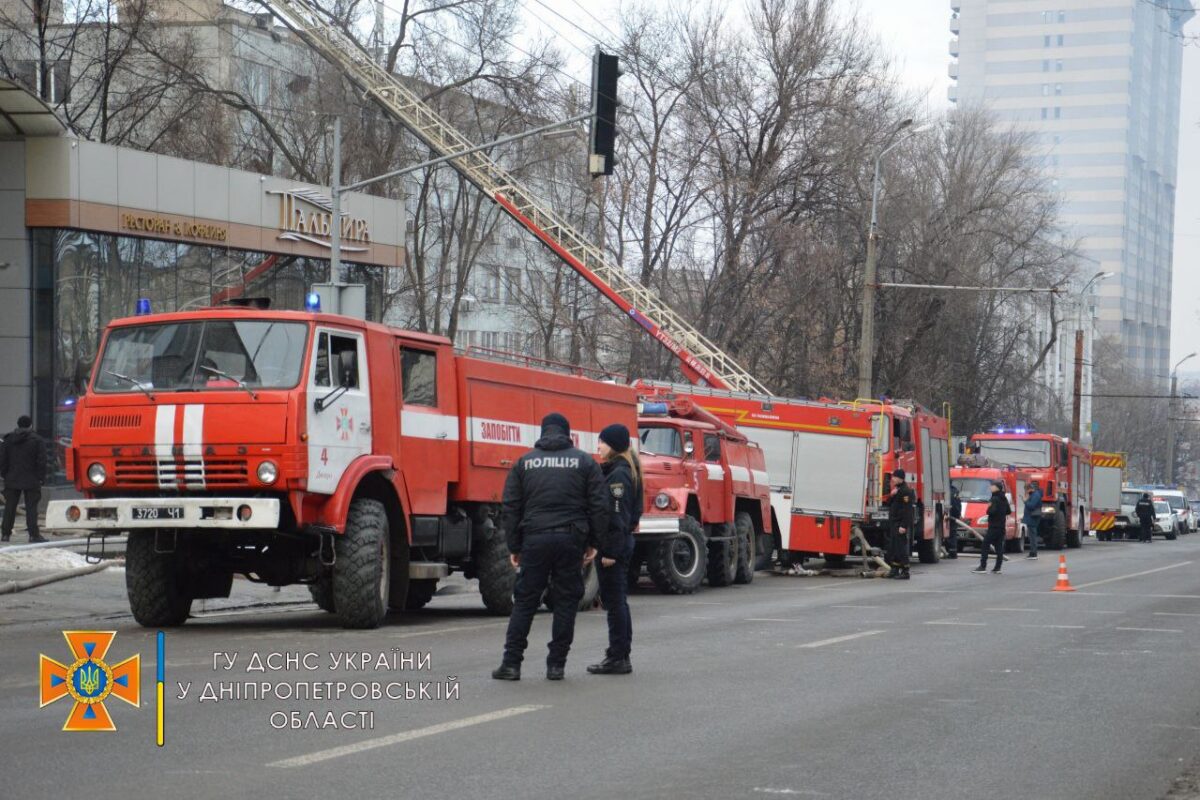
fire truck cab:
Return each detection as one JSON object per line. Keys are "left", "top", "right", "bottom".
{"left": 633, "top": 392, "right": 772, "bottom": 594}
{"left": 46, "top": 306, "right": 637, "bottom": 629}
{"left": 950, "top": 458, "right": 1034, "bottom": 553}
{"left": 968, "top": 430, "right": 1092, "bottom": 550}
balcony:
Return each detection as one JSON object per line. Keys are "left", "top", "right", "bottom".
{"left": 949, "top": 61, "right": 959, "bottom": 79}
{"left": 950, "top": 14, "right": 960, "bottom": 34}
{"left": 951, "top": 0, "right": 961, "bottom": 10}
{"left": 949, "top": 37, "right": 960, "bottom": 56}
{"left": 948, "top": 85, "right": 958, "bottom": 103}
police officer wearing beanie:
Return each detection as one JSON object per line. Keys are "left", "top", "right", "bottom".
{"left": 884, "top": 468, "right": 916, "bottom": 579}
{"left": 588, "top": 423, "right": 642, "bottom": 676}
{"left": 493, "top": 413, "right": 610, "bottom": 681}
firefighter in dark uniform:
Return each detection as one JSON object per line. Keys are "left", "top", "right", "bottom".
{"left": 493, "top": 413, "right": 610, "bottom": 681}
{"left": 885, "top": 468, "right": 916, "bottom": 579}
{"left": 588, "top": 423, "right": 642, "bottom": 676}
{"left": 947, "top": 483, "right": 962, "bottom": 559}
{"left": 1134, "top": 491, "right": 1157, "bottom": 543}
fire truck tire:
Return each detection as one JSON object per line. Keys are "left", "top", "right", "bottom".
{"left": 822, "top": 553, "right": 848, "bottom": 568}
{"left": 1048, "top": 510, "right": 1067, "bottom": 550}
{"left": 734, "top": 512, "right": 755, "bottom": 584}
{"left": 647, "top": 516, "right": 707, "bottom": 594}
{"left": 707, "top": 524, "right": 738, "bottom": 587}
{"left": 406, "top": 579, "right": 438, "bottom": 610}
{"left": 309, "top": 577, "right": 336, "bottom": 613}
{"left": 628, "top": 553, "right": 644, "bottom": 591}
{"left": 476, "top": 527, "right": 516, "bottom": 616}
{"left": 916, "top": 526, "right": 941, "bottom": 564}
{"left": 126, "top": 531, "right": 193, "bottom": 627}
{"left": 333, "top": 498, "right": 391, "bottom": 629}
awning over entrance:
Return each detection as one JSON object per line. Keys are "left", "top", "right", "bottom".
{"left": 0, "top": 78, "right": 69, "bottom": 139}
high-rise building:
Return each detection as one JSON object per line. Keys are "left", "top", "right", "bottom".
{"left": 950, "top": 0, "right": 1194, "bottom": 385}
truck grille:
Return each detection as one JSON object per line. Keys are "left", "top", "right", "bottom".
{"left": 114, "top": 458, "right": 249, "bottom": 488}
{"left": 90, "top": 413, "right": 144, "bottom": 429}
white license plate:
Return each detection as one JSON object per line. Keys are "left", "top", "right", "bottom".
{"left": 132, "top": 506, "right": 184, "bottom": 521}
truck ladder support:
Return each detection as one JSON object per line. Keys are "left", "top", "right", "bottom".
{"left": 260, "top": 0, "right": 770, "bottom": 395}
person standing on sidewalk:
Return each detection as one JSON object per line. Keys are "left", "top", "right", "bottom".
{"left": 587, "top": 423, "right": 642, "bottom": 677}
{"left": 0, "top": 415, "right": 47, "bottom": 543}
{"left": 884, "top": 469, "right": 916, "bottom": 580}
{"left": 1023, "top": 480, "right": 1043, "bottom": 560}
{"left": 974, "top": 481, "right": 1010, "bottom": 574}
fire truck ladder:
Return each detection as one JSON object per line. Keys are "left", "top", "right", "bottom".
{"left": 261, "top": 0, "right": 771, "bottom": 396}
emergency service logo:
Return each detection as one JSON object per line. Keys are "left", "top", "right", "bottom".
{"left": 336, "top": 407, "right": 354, "bottom": 441}
{"left": 39, "top": 631, "right": 140, "bottom": 731}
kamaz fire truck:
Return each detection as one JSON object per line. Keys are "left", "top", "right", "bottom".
{"left": 46, "top": 305, "right": 638, "bottom": 629}
{"left": 950, "top": 457, "right": 1036, "bottom": 553}
{"left": 632, "top": 390, "right": 772, "bottom": 594}
{"left": 968, "top": 430, "right": 1092, "bottom": 550}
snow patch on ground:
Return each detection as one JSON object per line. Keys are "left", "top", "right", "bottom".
{"left": 0, "top": 547, "right": 91, "bottom": 571}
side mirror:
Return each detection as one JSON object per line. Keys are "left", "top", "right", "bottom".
{"left": 338, "top": 349, "right": 357, "bottom": 387}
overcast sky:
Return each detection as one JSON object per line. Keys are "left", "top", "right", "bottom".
{"left": 527, "top": 0, "right": 1198, "bottom": 368}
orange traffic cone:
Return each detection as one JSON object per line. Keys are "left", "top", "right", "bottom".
{"left": 1052, "top": 554, "right": 1076, "bottom": 592}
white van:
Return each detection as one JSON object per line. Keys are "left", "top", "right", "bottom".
{"left": 1155, "top": 490, "right": 1194, "bottom": 535}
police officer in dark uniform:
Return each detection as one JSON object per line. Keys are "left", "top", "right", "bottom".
{"left": 1134, "top": 491, "right": 1157, "bottom": 543}
{"left": 492, "top": 413, "right": 610, "bottom": 681}
{"left": 884, "top": 468, "right": 916, "bottom": 579}
{"left": 947, "top": 483, "right": 962, "bottom": 559}
{"left": 973, "top": 481, "right": 1010, "bottom": 574}
{"left": 588, "top": 423, "right": 642, "bottom": 676}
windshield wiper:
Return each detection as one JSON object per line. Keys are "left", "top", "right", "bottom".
{"left": 104, "top": 370, "right": 156, "bottom": 401}
{"left": 199, "top": 365, "right": 258, "bottom": 400}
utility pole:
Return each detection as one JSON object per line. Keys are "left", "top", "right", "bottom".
{"left": 1167, "top": 352, "right": 1197, "bottom": 483}
{"left": 329, "top": 115, "right": 342, "bottom": 314}
{"left": 1070, "top": 270, "right": 1112, "bottom": 443}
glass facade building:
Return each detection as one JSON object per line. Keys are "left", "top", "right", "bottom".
{"left": 950, "top": 0, "right": 1194, "bottom": 382}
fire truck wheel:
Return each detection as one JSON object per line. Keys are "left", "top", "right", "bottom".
{"left": 309, "top": 577, "right": 336, "bottom": 613}
{"left": 733, "top": 512, "right": 755, "bottom": 584}
{"left": 916, "top": 526, "right": 941, "bottom": 564}
{"left": 1066, "top": 511, "right": 1083, "bottom": 549}
{"left": 405, "top": 579, "right": 438, "bottom": 610}
{"left": 647, "top": 516, "right": 707, "bottom": 594}
{"left": 126, "top": 531, "right": 193, "bottom": 627}
{"left": 476, "top": 526, "right": 516, "bottom": 616}
{"left": 706, "top": 523, "right": 738, "bottom": 587}
{"left": 333, "top": 497, "right": 391, "bottom": 629}
{"left": 1048, "top": 509, "right": 1067, "bottom": 550}
{"left": 627, "top": 553, "right": 644, "bottom": 591}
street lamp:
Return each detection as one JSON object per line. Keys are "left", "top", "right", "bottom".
{"left": 1167, "top": 351, "right": 1197, "bottom": 483}
{"left": 856, "top": 118, "right": 933, "bottom": 400}
{"left": 1071, "top": 269, "right": 1114, "bottom": 442}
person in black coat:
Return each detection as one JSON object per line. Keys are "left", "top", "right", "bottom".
{"left": 973, "top": 482, "right": 1011, "bottom": 574}
{"left": 1134, "top": 492, "right": 1157, "bottom": 543}
{"left": 493, "top": 412, "right": 610, "bottom": 682}
{"left": 947, "top": 483, "right": 962, "bottom": 559}
{"left": 884, "top": 469, "right": 916, "bottom": 579}
{"left": 1, "top": 415, "right": 48, "bottom": 543}
{"left": 587, "top": 423, "right": 642, "bottom": 676}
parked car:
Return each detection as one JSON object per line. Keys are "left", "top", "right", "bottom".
{"left": 1114, "top": 489, "right": 1144, "bottom": 539}
{"left": 1191, "top": 499, "right": 1200, "bottom": 528}
{"left": 1154, "top": 490, "right": 1193, "bottom": 535}
{"left": 1152, "top": 500, "right": 1178, "bottom": 540}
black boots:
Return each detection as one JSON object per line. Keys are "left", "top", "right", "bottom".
{"left": 587, "top": 657, "right": 632, "bottom": 675}
{"left": 546, "top": 664, "right": 565, "bottom": 681}
{"left": 491, "top": 664, "right": 521, "bottom": 681}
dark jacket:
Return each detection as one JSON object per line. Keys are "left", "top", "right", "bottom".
{"left": 600, "top": 457, "right": 642, "bottom": 559}
{"left": 987, "top": 489, "right": 1012, "bottom": 533}
{"left": 950, "top": 486, "right": 962, "bottom": 522}
{"left": 886, "top": 481, "right": 917, "bottom": 530}
{"left": 500, "top": 424, "right": 609, "bottom": 554}
{"left": 1023, "top": 487, "right": 1044, "bottom": 524}
{"left": 1134, "top": 497, "right": 1157, "bottom": 524}
{"left": 0, "top": 428, "right": 47, "bottom": 491}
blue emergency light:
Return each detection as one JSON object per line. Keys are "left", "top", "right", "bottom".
{"left": 135, "top": 298, "right": 152, "bottom": 316}
{"left": 305, "top": 292, "right": 321, "bottom": 312}
{"left": 639, "top": 402, "right": 669, "bottom": 416}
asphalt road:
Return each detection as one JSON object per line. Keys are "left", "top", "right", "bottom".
{"left": 3, "top": 537, "right": 1200, "bottom": 800}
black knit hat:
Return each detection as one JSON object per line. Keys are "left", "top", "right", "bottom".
{"left": 892, "top": 468, "right": 906, "bottom": 480}
{"left": 599, "top": 423, "right": 631, "bottom": 453}
{"left": 541, "top": 412, "right": 570, "bottom": 436}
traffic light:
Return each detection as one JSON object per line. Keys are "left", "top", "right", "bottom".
{"left": 589, "top": 48, "right": 620, "bottom": 176}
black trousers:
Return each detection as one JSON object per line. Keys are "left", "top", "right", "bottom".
{"left": 597, "top": 547, "right": 633, "bottom": 660}
{"left": 2, "top": 488, "right": 40, "bottom": 539}
{"left": 1139, "top": 520, "right": 1153, "bottom": 542}
{"left": 887, "top": 524, "right": 910, "bottom": 568}
{"left": 980, "top": 528, "right": 1005, "bottom": 570}
{"left": 502, "top": 532, "right": 584, "bottom": 667}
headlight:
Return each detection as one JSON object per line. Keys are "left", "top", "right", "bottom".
{"left": 976, "top": 516, "right": 988, "bottom": 526}
{"left": 257, "top": 460, "right": 278, "bottom": 485}
{"left": 87, "top": 462, "right": 107, "bottom": 486}
{"left": 1042, "top": 505, "right": 1056, "bottom": 515}
{"left": 654, "top": 493, "right": 671, "bottom": 510}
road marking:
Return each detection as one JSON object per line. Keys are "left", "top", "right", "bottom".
{"left": 1080, "top": 610, "right": 1125, "bottom": 615}
{"left": 1154, "top": 612, "right": 1200, "bottom": 618}
{"left": 924, "top": 621, "right": 987, "bottom": 627}
{"left": 985, "top": 607, "right": 1038, "bottom": 613}
{"left": 796, "top": 630, "right": 883, "bottom": 648}
{"left": 1115, "top": 627, "right": 1183, "bottom": 634}
{"left": 752, "top": 789, "right": 829, "bottom": 797}
{"left": 1071, "top": 561, "right": 1193, "bottom": 590}
{"left": 268, "top": 705, "right": 548, "bottom": 768}
{"left": 830, "top": 604, "right": 882, "bottom": 610}
{"left": 1152, "top": 724, "right": 1200, "bottom": 732}
{"left": 1019, "top": 624, "right": 1086, "bottom": 630}
{"left": 745, "top": 618, "right": 805, "bottom": 623}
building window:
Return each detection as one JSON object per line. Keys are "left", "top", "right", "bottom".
{"left": 1044, "top": 34, "right": 1051, "bottom": 47}
{"left": 1041, "top": 107, "right": 1049, "bottom": 120}
{"left": 1055, "top": 83, "right": 1062, "bottom": 95}
{"left": 1057, "top": 34, "right": 1064, "bottom": 46}
{"left": 1054, "top": 107, "right": 1061, "bottom": 119}
{"left": 1056, "top": 59, "right": 1063, "bottom": 72}
{"left": 1058, "top": 10, "right": 1066, "bottom": 23}
{"left": 14, "top": 60, "right": 70, "bottom": 104}
{"left": 1042, "top": 59, "right": 1051, "bottom": 72}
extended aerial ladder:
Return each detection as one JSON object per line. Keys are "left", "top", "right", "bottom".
{"left": 260, "top": 0, "right": 770, "bottom": 395}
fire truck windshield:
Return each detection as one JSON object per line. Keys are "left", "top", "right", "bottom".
{"left": 951, "top": 478, "right": 995, "bottom": 503}
{"left": 94, "top": 320, "right": 308, "bottom": 394}
{"left": 639, "top": 426, "right": 682, "bottom": 458}
{"left": 976, "top": 440, "right": 1051, "bottom": 468}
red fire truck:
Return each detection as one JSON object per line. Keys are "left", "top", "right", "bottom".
{"left": 950, "top": 458, "right": 1036, "bottom": 553}
{"left": 632, "top": 390, "right": 772, "bottom": 594}
{"left": 967, "top": 430, "right": 1092, "bottom": 550}
{"left": 46, "top": 305, "right": 638, "bottom": 629}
